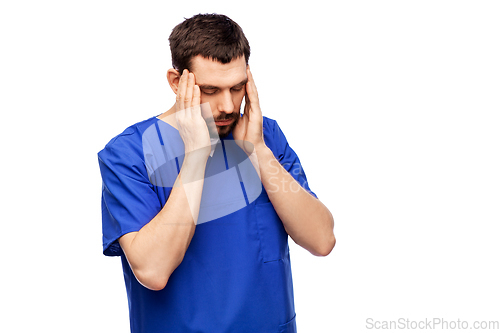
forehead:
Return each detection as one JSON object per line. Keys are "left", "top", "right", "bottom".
{"left": 191, "top": 55, "right": 247, "bottom": 88}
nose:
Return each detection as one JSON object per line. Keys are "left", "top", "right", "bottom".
{"left": 216, "top": 90, "right": 234, "bottom": 114}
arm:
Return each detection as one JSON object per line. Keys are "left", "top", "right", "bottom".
{"left": 255, "top": 145, "right": 335, "bottom": 256}
{"left": 119, "top": 70, "right": 211, "bottom": 291}
{"left": 119, "top": 153, "right": 206, "bottom": 291}
{"left": 234, "top": 67, "right": 335, "bottom": 257}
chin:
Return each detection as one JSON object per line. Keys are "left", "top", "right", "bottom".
{"left": 217, "top": 127, "right": 233, "bottom": 138}
{"left": 217, "top": 116, "right": 239, "bottom": 138}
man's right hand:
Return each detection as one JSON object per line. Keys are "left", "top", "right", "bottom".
{"left": 175, "top": 69, "right": 211, "bottom": 158}
{"left": 118, "top": 72, "right": 211, "bottom": 291}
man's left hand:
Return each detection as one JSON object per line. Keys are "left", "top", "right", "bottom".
{"left": 233, "top": 66, "right": 266, "bottom": 154}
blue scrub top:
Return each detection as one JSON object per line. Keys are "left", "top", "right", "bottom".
{"left": 98, "top": 115, "right": 316, "bottom": 333}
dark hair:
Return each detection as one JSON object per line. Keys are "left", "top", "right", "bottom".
{"left": 169, "top": 13, "right": 250, "bottom": 73}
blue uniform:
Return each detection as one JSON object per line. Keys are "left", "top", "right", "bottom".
{"left": 98, "top": 115, "right": 316, "bottom": 333}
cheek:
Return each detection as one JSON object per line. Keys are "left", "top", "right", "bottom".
{"left": 200, "top": 96, "right": 216, "bottom": 115}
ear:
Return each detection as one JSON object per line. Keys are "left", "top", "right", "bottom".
{"left": 167, "top": 68, "right": 181, "bottom": 94}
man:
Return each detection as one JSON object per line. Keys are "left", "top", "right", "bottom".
{"left": 98, "top": 13, "right": 335, "bottom": 333}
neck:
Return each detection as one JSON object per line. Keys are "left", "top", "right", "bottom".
{"left": 157, "top": 104, "right": 177, "bottom": 128}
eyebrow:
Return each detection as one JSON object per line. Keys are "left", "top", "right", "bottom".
{"left": 198, "top": 78, "right": 248, "bottom": 90}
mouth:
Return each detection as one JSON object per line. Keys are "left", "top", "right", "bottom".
{"left": 214, "top": 119, "right": 234, "bottom": 127}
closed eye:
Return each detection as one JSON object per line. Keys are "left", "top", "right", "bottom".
{"left": 198, "top": 79, "right": 247, "bottom": 95}
{"left": 201, "top": 89, "right": 218, "bottom": 95}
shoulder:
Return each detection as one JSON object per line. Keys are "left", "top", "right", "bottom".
{"left": 262, "top": 116, "right": 289, "bottom": 153}
{"left": 262, "top": 116, "right": 280, "bottom": 144}
{"left": 98, "top": 115, "right": 160, "bottom": 163}
{"left": 262, "top": 116, "right": 279, "bottom": 133}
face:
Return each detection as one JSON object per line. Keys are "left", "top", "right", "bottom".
{"left": 189, "top": 55, "right": 248, "bottom": 138}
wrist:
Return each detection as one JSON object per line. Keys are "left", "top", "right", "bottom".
{"left": 182, "top": 150, "right": 209, "bottom": 171}
{"left": 184, "top": 146, "right": 210, "bottom": 160}
{"left": 253, "top": 140, "right": 270, "bottom": 156}
{"left": 178, "top": 154, "right": 208, "bottom": 185}
{"left": 254, "top": 144, "right": 274, "bottom": 169}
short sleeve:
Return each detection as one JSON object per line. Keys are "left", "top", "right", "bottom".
{"left": 98, "top": 141, "right": 162, "bottom": 256}
{"left": 264, "top": 118, "right": 318, "bottom": 199}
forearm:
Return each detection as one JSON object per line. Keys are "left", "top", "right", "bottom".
{"left": 255, "top": 144, "right": 336, "bottom": 256}
{"left": 120, "top": 153, "right": 207, "bottom": 290}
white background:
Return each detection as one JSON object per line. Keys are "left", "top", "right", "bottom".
{"left": 1, "top": 0, "right": 499, "bottom": 332}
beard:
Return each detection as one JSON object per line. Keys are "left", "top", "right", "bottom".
{"left": 211, "top": 110, "right": 240, "bottom": 138}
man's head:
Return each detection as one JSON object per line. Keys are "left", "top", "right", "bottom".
{"left": 169, "top": 13, "right": 250, "bottom": 75}
{"left": 167, "top": 14, "right": 251, "bottom": 137}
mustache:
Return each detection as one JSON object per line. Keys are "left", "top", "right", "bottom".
{"left": 213, "top": 112, "right": 239, "bottom": 122}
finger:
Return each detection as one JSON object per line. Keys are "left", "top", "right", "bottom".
{"left": 245, "top": 67, "right": 262, "bottom": 117}
{"left": 244, "top": 92, "right": 250, "bottom": 116}
{"left": 192, "top": 84, "right": 200, "bottom": 107}
{"left": 246, "top": 67, "right": 259, "bottom": 101}
{"left": 192, "top": 84, "right": 201, "bottom": 116}
{"left": 184, "top": 72, "right": 195, "bottom": 116}
{"left": 245, "top": 70, "right": 259, "bottom": 118}
{"left": 176, "top": 69, "right": 188, "bottom": 111}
